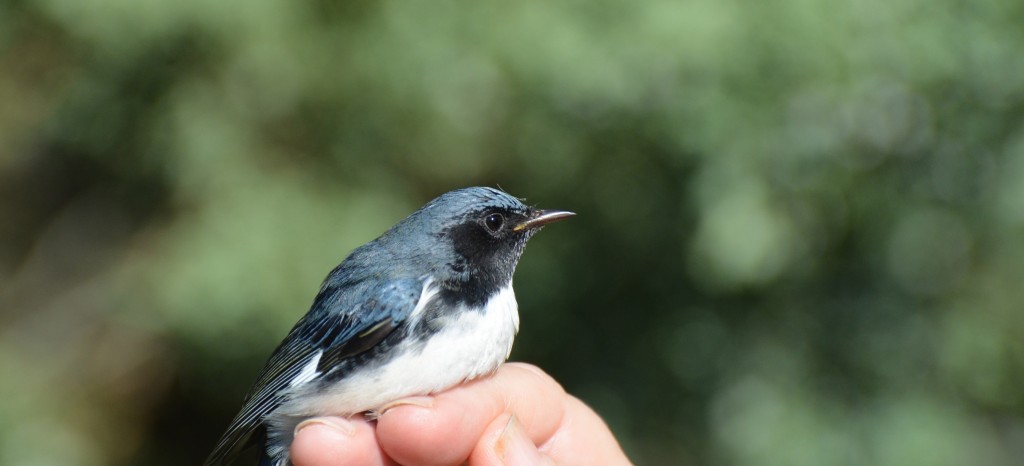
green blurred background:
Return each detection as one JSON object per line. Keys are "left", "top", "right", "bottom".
{"left": 3, "top": 0, "right": 1024, "bottom": 464}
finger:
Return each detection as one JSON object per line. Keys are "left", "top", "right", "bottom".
{"left": 374, "top": 363, "right": 568, "bottom": 466}
{"left": 539, "top": 396, "right": 632, "bottom": 465}
{"left": 468, "top": 413, "right": 556, "bottom": 466}
{"left": 468, "top": 375, "right": 632, "bottom": 465}
{"left": 291, "top": 416, "right": 395, "bottom": 466}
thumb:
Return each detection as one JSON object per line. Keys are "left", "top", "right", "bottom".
{"left": 471, "top": 414, "right": 556, "bottom": 466}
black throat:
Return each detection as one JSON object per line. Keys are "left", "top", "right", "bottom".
{"left": 440, "top": 222, "right": 523, "bottom": 308}
{"left": 438, "top": 274, "right": 509, "bottom": 309}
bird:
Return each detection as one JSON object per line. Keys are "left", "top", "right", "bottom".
{"left": 204, "top": 186, "right": 574, "bottom": 466}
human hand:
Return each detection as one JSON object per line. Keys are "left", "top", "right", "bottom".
{"left": 290, "top": 363, "right": 632, "bottom": 466}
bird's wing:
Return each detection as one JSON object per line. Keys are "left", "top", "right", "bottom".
{"left": 203, "top": 277, "right": 430, "bottom": 466}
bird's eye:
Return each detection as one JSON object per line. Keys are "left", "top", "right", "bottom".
{"left": 483, "top": 213, "right": 505, "bottom": 233}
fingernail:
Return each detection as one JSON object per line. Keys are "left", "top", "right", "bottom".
{"left": 495, "top": 415, "right": 543, "bottom": 466}
{"left": 294, "top": 417, "right": 357, "bottom": 437}
{"left": 378, "top": 395, "right": 434, "bottom": 415}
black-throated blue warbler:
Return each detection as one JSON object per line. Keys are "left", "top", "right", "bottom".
{"left": 205, "top": 187, "right": 574, "bottom": 466}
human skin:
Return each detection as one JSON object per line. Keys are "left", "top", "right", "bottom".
{"left": 290, "top": 363, "right": 632, "bottom": 466}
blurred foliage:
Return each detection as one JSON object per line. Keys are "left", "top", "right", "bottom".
{"left": 2, "top": 0, "right": 1024, "bottom": 464}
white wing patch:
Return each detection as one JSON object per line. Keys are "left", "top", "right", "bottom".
{"left": 288, "top": 350, "right": 323, "bottom": 388}
{"left": 410, "top": 277, "right": 440, "bottom": 318}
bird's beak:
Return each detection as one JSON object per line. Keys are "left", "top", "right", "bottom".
{"left": 512, "top": 209, "right": 576, "bottom": 232}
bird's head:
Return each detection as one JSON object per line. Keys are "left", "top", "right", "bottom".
{"left": 380, "top": 187, "right": 573, "bottom": 304}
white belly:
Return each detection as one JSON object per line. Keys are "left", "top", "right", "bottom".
{"left": 277, "top": 284, "right": 519, "bottom": 417}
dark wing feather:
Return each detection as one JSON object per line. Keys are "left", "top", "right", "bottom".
{"left": 316, "top": 280, "right": 424, "bottom": 370}
{"left": 204, "top": 277, "right": 426, "bottom": 465}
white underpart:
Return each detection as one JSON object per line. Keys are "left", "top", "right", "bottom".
{"left": 273, "top": 281, "right": 519, "bottom": 420}
{"left": 265, "top": 282, "right": 519, "bottom": 465}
